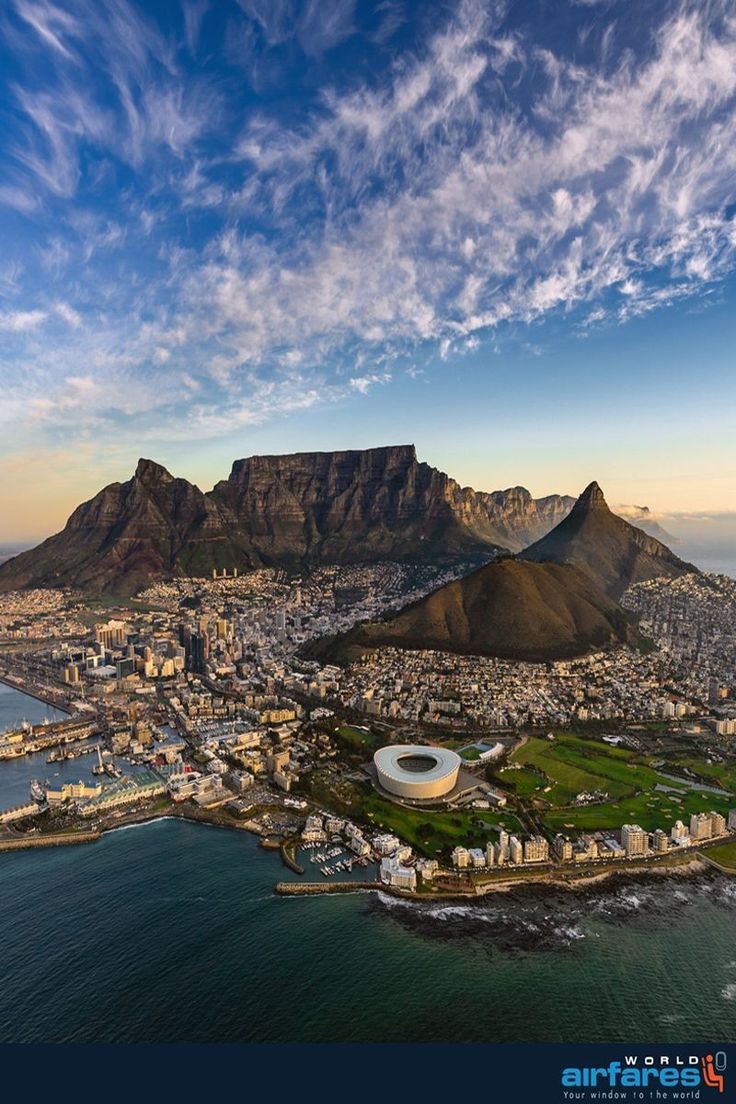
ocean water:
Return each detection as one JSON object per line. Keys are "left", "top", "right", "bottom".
{"left": 1, "top": 818, "right": 735, "bottom": 1043}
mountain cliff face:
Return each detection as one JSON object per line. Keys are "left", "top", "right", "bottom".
{"left": 0, "top": 453, "right": 694, "bottom": 597}
{"left": 520, "top": 482, "right": 697, "bottom": 598}
{"left": 210, "top": 445, "right": 499, "bottom": 564}
{"left": 0, "top": 446, "right": 580, "bottom": 595}
{"left": 476, "top": 486, "right": 575, "bottom": 549}
{"left": 0, "top": 459, "right": 242, "bottom": 595}
{"left": 307, "top": 558, "right": 642, "bottom": 664}
{"left": 0, "top": 449, "right": 639, "bottom": 597}
{"left": 208, "top": 445, "right": 567, "bottom": 564}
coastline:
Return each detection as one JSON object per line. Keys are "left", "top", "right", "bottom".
{"left": 275, "top": 856, "right": 714, "bottom": 903}
{"left": 2, "top": 799, "right": 733, "bottom": 905}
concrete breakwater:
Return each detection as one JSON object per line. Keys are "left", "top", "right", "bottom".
{"left": 275, "top": 880, "right": 379, "bottom": 896}
{"left": 279, "top": 838, "right": 305, "bottom": 875}
{"left": 0, "top": 830, "right": 100, "bottom": 852}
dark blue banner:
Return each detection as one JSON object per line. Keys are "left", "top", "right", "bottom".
{"left": 0, "top": 1042, "right": 732, "bottom": 1098}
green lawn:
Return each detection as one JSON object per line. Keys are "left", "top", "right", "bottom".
{"left": 510, "top": 734, "right": 646, "bottom": 804}
{"left": 334, "top": 725, "right": 377, "bottom": 751}
{"left": 359, "top": 790, "right": 521, "bottom": 856}
{"left": 703, "top": 840, "right": 736, "bottom": 870}
{"left": 497, "top": 765, "right": 548, "bottom": 797}
{"left": 507, "top": 732, "right": 736, "bottom": 835}
{"left": 509, "top": 733, "right": 705, "bottom": 808}
{"left": 543, "top": 787, "right": 733, "bottom": 834}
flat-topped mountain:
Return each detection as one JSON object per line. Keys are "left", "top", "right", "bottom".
{"left": 307, "top": 558, "right": 642, "bottom": 664}
{"left": 0, "top": 446, "right": 574, "bottom": 595}
{"left": 520, "top": 481, "right": 697, "bottom": 599}
{"left": 209, "top": 445, "right": 574, "bottom": 563}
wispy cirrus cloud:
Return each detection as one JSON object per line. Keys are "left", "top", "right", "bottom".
{"left": 3, "top": 0, "right": 216, "bottom": 199}
{"left": 0, "top": 0, "right": 735, "bottom": 459}
{"left": 176, "top": 0, "right": 736, "bottom": 368}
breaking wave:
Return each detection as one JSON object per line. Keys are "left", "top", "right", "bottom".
{"left": 370, "top": 868, "right": 735, "bottom": 956}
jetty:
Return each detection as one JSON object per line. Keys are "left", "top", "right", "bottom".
{"left": 275, "top": 880, "right": 378, "bottom": 896}
{"left": 0, "top": 830, "right": 101, "bottom": 852}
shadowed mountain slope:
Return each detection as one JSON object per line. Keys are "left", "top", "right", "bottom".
{"left": 519, "top": 481, "right": 697, "bottom": 599}
{"left": 307, "top": 558, "right": 642, "bottom": 664}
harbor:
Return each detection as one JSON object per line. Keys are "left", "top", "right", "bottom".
{"left": 298, "top": 839, "right": 375, "bottom": 880}
{"left": 0, "top": 683, "right": 137, "bottom": 811}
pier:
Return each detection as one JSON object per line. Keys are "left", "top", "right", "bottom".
{"left": 0, "top": 673, "right": 72, "bottom": 715}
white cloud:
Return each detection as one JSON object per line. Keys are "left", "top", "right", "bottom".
{"left": 349, "top": 372, "right": 391, "bottom": 394}
{"left": 54, "top": 300, "right": 81, "bottom": 326}
{"left": 14, "top": 0, "right": 79, "bottom": 60}
{"left": 5, "top": 0, "right": 217, "bottom": 199}
{"left": 198, "top": 0, "right": 736, "bottom": 368}
{"left": 0, "top": 308, "right": 47, "bottom": 331}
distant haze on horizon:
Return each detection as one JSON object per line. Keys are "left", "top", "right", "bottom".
{"left": 0, "top": 0, "right": 734, "bottom": 538}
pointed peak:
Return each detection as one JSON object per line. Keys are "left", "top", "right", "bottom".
{"left": 575, "top": 481, "right": 608, "bottom": 512}
{"left": 134, "top": 458, "right": 173, "bottom": 483}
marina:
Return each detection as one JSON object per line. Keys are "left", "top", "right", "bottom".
{"left": 298, "top": 841, "right": 375, "bottom": 882}
{"left": 0, "top": 685, "right": 148, "bottom": 810}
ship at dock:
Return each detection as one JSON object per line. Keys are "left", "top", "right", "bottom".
{"left": 29, "top": 778, "right": 47, "bottom": 803}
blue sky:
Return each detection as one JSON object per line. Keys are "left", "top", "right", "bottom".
{"left": 0, "top": 0, "right": 735, "bottom": 539}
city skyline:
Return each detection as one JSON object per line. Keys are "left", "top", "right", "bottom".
{"left": 1, "top": 0, "right": 736, "bottom": 539}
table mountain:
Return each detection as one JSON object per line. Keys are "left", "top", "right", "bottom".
{"left": 307, "top": 558, "right": 642, "bottom": 664}
{"left": 520, "top": 481, "right": 697, "bottom": 598}
{"left": 208, "top": 446, "right": 575, "bottom": 564}
{"left": 0, "top": 446, "right": 578, "bottom": 595}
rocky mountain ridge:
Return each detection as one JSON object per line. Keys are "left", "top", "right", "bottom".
{"left": 0, "top": 448, "right": 678, "bottom": 598}
{"left": 520, "top": 481, "right": 697, "bottom": 598}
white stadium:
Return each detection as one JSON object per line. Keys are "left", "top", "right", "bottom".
{"left": 373, "top": 745, "right": 461, "bottom": 801}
